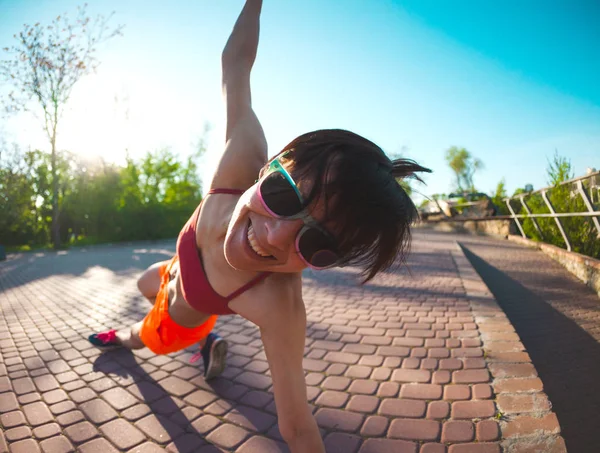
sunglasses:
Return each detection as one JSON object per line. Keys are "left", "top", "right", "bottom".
{"left": 257, "top": 158, "right": 340, "bottom": 269}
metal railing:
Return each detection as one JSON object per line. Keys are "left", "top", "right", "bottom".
{"left": 424, "top": 171, "right": 600, "bottom": 253}
{"left": 503, "top": 171, "right": 600, "bottom": 251}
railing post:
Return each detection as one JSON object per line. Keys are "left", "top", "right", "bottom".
{"left": 505, "top": 199, "right": 526, "bottom": 238}
{"left": 541, "top": 189, "right": 572, "bottom": 251}
{"left": 576, "top": 180, "right": 600, "bottom": 238}
{"left": 519, "top": 195, "right": 544, "bottom": 240}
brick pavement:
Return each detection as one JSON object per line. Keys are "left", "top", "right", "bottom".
{"left": 0, "top": 233, "right": 564, "bottom": 452}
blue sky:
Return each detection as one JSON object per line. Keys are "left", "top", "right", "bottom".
{"left": 1, "top": 0, "right": 598, "bottom": 202}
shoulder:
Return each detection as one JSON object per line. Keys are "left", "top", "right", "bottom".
{"left": 196, "top": 193, "right": 239, "bottom": 247}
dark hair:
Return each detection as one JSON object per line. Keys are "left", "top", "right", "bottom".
{"left": 269, "top": 129, "right": 431, "bottom": 283}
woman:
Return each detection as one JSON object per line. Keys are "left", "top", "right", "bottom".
{"left": 89, "top": 1, "right": 430, "bottom": 451}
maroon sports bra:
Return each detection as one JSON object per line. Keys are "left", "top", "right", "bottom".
{"left": 176, "top": 188, "right": 270, "bottom": 315}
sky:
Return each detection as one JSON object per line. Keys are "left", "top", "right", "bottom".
{"left": 1, "top": 0, "right": 599, "bottom": 203}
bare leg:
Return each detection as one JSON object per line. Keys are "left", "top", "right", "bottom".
{"left": 137, "top": 260, "right": 170, "bottom": 303}
{"left": 114, "top": 321, "right": 146, "bottom": 350}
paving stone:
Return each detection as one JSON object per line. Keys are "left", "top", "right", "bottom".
{"left": 359, "top": 438, "right": 417, "bottom": 453}
{"left": 0, "top": 377, "right": 12, "bottom": 393}
{"left": 451, "top": 401, "right": 496, "bottom": 419}
{"left": 183, "top": 389, "right": 217, "bottom": 408}
{"left": 426, "top": 401, "right": 450, "bottom": 420}
{"left": 315, "top": 390, "right": 349, "bottom": 408}
{"left": 33, "top": 375, "right": 60, "bottom": 392}
{"left": 348, "top": 379, "right": 378, "bottom": 395}
{"left": 158, "top": 376, "right": 196, "bottom": 397}
{"left": 191, "top": 414, "right": 221, "bottom": 435}
{"left": 324, "top": 432, "right": 362, "bottom": 453}
{"left": 100, "top": 386, "right": 139, "bottom": 410}
{"left": 476, "top": 420, "right": 500, "bottom": 442}
{"left": 389, "top": 419, "right": 440, "bottom": 441}
{"left": 315, "top": 408, "right": 364, "bottom": 432}
{"left": 492, "top": 378, "right": 543, "bottom": 394}
{"left": 442, "top": 421, "right": 475, "bottom": 443}
{"left": 9, "top": 439, "right": 42, "bottom": 453}
{"left": 420, "top": 444, "right": 446, "bottom": 453}
{"left": 5, "top": 425, "right": 32, "bottom": 441}
{"left": 49, "top": 401, "right": 76, "bottom": 416}
{"left": 0, "top": 410, "right": 26, "bottom": 428}
{"left": 400, "top": 384, "right": 443, "bottom": 400}
{"left": 501, "top": 413, "right": 560, "bottom": 438}
{"left": 42, "top": 389, "right": 68, "bottom": 405}
{"left": 360, "top": 415, "right": 389, "bottom": 437}
{"left": 18, "top": 391, "right": 42, "bottom": 404}
{"left": 224, "top": 405, "right": 276, "bottom": 433}
{"left": 239, "top": 390, "right": 273, "bottom": 409}
{"left": 79, "top": 399, "right": 118, "bottom": 424}
{"left": 77, "top": 438, "right": 119, "bottom": 453}
{"left": 447, "top": 443, "right": 500, "bottom": 453}
{"left": 122, "top": 403, "right": 152, "bottom": 421}
{"left": 12, "top": 377, "right": 35, "bottom": 395}
{"left": 322, "top": 376, "right": 351, "bottom": 391}
{"left": 445, "top": 384, "right": 471, "bottom": 401}
{"left": 100, "top": 418, "right": 146, "bottom": 449}
{"left": 56, "top": 410, "right": 85, "bottom": 427}
{"left": 135, "top": 414, "right": 184, "bottom": 444}
{"left": 39, "top": 435, "right": 74, "bottom": 453}
{"left": 379, "top": 399, "right": 426, "bottom": 418}
{"left": 23, "top": 401, "right": 53, "bottom": 426}
{"left": 32, "top": 422, "right": 62, "bottom": 439}
{"left": 237, "top": 435, "right": 289, "bottom": 453}
{"left": 64, "top": 421, "right": 99, "bottom": 444}
{"left": 205, "top": 423, "right": 250, "bottom": 449}
{"left": 392, "top": 369, "right": 431, "bottom": 383}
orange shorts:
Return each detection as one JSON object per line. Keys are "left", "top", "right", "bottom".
{"left": 139, "top": 256, "right": 217, "bottom": 355}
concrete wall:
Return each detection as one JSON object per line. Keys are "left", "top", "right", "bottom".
{"left": 424, "top": 219, "right": 517, "bottom": 238}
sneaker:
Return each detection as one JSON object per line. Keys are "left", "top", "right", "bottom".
{"left": 88, "top": 329, "right": 122, "bottom": 350}
{"left": 191, "top": 333, "right": 227, "bottom": 380}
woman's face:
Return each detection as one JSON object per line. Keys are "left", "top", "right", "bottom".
{"left": 223, "top": 181, "right": 308, "bottom": 273}
{"left": 223, "top": 162, "right": 335, "bottom": 273}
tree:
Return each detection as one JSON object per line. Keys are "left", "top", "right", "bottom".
{"left": 491, "top": 179, "right": 509, "bottom": 215}
{"left": 0, "top": 5, "right": 123, "bottom": 248}
{"left": 547, "top": 150, "right": 573, "bottom": 186}
{"left": 444, "top": 146, "right": 484, "bottom": 193}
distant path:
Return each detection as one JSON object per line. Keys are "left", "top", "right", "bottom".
{"left": 458, "top": 233, "right": 600, "bottom": 453}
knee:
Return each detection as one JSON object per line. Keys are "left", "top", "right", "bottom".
{"left": 137, "top": 262, "right": 163, "bottom": 299}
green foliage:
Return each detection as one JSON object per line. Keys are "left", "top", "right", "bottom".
{"left": 491, "top": 179, "right": 509, "bottom": 215}
{"left": 0, "top": 143, "right": 205, "bottom": 247}
{"left": 509, "top": 152, "right": 600, "bottom": 259}
{"left": 444, "top": 146, "right": 484, "bottom": 193}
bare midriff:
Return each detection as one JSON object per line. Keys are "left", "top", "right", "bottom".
{"left": 166, "top": 261, "right": 212, "bottom": 328}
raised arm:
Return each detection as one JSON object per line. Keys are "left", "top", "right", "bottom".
{"left": 210, "top": 0, "right": 268, "bottom": 191}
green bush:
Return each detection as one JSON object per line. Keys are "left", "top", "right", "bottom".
{"left": 0, "top": 144, "right": 205, "bottom": 248}
{"left": 509, "top": 153, "right": 600, "bottom": 259}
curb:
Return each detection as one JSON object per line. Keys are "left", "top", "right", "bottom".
{"left": 452, "top": 242, "right": 568, "bottom": 453}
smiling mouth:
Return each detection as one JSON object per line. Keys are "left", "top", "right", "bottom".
{"left": 247, "top": 220, "right": 275, "bottom": 259}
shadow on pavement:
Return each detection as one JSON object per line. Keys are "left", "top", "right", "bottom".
{"left": 93, "top": 349, "right": 210, "bottom": 451}
{"left": 461, "top": 245, "right": 600, "bottom": 453}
